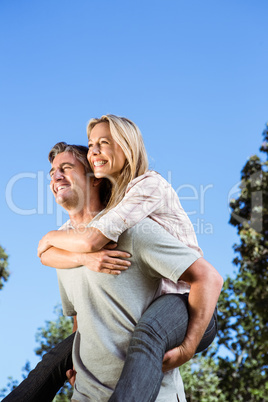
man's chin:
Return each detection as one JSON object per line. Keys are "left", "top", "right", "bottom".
{"left": 56, "top": 194, "right": 65, "bottom": 205}
{"left": 56, "top": 195, "right": 82, "bottom": 212}
{"left": 56, "top": 195, "right": 72, "bottom": 209}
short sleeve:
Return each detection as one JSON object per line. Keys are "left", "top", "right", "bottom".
{"left": 57, "top": 271, "right": 77, "bottom": 317}
{"left": 132, "top": 219, "right": 201, "bottom": 283}
{"left": 90, "top": 172, "right": 165, "bottom": 242}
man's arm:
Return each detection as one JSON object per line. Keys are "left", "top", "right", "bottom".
{"left": 72, "top": 315, "right": 77, "bottom": 332}
{"left": 162, "top": 257, "right": 223, "bottom": 371}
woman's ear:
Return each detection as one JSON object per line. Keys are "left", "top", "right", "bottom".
{"left": 92, "top": 177, "right": 103, "bottom": 187}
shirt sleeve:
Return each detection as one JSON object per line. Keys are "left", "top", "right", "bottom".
{"left": 132, "top": 219, "right": 201, "bottom": 283}
{"left": 90, "top": 173, "right": 165, "bottom": 242}
{"left": 57, "top": 272, "right": 77, "bottom": 317}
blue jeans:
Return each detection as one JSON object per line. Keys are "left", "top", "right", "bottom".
{"left": 109, "top": 293, "right": 217, "bottom": 402}
{"left": 3, "top": 294, "right": 217, "bottom": 402}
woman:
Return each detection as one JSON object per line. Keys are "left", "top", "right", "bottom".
{"left": 38, "top": 115, "right": 221, "bottom": 401}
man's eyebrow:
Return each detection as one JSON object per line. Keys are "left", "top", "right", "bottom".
{"left": 49, "top": 162, "right": 75, "bottom": 175}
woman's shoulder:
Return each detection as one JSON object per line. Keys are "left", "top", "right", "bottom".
{"left": 127, "top": 170, "right": 166, "bottom": 190}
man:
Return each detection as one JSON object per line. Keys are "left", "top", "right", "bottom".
{"left": 4, "top": 143, "right": 222, "bottom": 402}
{"left": 46, "top": 142, "right": 222, "bottom": 402}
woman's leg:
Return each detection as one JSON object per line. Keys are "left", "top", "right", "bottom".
{"left": 2, "top": 333, "right": 74, "bottom": 402}
{"left": 109, "top": 293, "right": 217, "bottom": 402}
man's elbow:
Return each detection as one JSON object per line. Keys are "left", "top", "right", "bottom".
{"left": 213, "top": 270, "right": 224, "bottom": 293}
{"left": 183, "top": 258, "right": 224, "bottom": 291}
{"left": 218, "top": 272, "right": 224, "bottom": 288}
{"left": 203, "top": 262, "right": 224, "bottom": 296}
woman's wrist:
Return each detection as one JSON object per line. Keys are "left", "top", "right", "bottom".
{"left": 75, "top": 252, "right": 86, "bottom": 266}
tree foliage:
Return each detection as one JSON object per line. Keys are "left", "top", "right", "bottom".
{"left": 216, "top": 123, "right": 268, "bottom": 401}
{"left": 35, "top": 305, "right": 73, "bottom": 356}
{"left": 180, "top": 352, "right": 227, "bottom": 402}
{"left": 0, "top": 246, "right": 9, "bottom": 290}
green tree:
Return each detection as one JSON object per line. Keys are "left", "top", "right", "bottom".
{"left": 216, "top": 123, "right": 268, "bottom": 401}
{"left": 0, "top": 246, "right": 9, "bottom": 290}
{"left": 180, "top": 352, "right": 227, "bottom": 402}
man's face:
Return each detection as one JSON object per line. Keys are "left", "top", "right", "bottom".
{"left": 50, "top": 152, "right": 90, "bottom": 211}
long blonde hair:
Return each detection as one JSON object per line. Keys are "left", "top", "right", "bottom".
{"left": 87, "top": 114, "right": 148, "bottom": 212}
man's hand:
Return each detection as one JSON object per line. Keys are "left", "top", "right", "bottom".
{"left": 162, "top": 341, "right": 195, "bottom": 372}
{"left": 66, "top": 368, "right": 77, "bottom": 387}
{"left": 162, "top": 258, "right": 223, "bottom": 373}
{"left": 81, "top": 243, "right": 131, "bottom": 275}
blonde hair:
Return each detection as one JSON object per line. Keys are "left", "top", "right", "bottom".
{"left": 87, "top": 114, "right": 148, "bottom": 212}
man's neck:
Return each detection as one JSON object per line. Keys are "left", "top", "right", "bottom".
{"left": 68, "top": 202, "right": 104, "bottom": 228}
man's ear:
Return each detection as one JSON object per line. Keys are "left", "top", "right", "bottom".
{"left": 92, "top": 177, "right": 103, "bottom": 187}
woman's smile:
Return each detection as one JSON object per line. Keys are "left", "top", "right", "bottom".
{"left": 88, "top": 122, "right": 126, "bottom": 178}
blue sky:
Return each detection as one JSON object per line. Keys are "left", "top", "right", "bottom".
{"left": 1, "top": 0, "right": 268, "bottom": 391}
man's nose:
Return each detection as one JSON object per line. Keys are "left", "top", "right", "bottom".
{"left": 53, "top": 169, "right": 64, "bottom": 180}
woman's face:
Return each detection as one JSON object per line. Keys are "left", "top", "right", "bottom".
{"left": 87, "top": 122, "right": 126, "bottom": 179}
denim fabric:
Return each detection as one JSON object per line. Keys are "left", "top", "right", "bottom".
{"left": 109, "top": 293, "right": 217, "bottom": 402}
{"left": 3, "top": 295, "right": 217, "bottom": 402}
{"left": 2, "top": 333, "right": 74, "bottom": 402}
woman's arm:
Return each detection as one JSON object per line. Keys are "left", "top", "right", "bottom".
{"left": 40, "top": 245, "right": 131, "bottom": 275}
{"left": 38, "top": 172, "right": 163, "bottom": 256}
{"left": 40, "top": 246, "right": 83, "bottom": 268}
{"left": 90, "top": 172, "right": 165, "bottom": 243}
{"left": 38, "top": 227, "right": 111, "bottom": 256}
{"left": 162, "top": 258, "right": 223, "bottom": 371}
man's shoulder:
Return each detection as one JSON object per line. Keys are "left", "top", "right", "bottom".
{"left": 124, "top": 218, "right": 200, "bottom": 259}
{"left": 58, "top": 219, "right": 72, "bottom": 231}
{"left": 123, "top": 217, "right": 176, "bottom": 243}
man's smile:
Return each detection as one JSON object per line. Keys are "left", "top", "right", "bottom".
{"left": 55, "top": 184, "right": 71, "bottom": 194}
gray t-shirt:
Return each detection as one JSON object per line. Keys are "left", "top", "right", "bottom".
{"left": 57, "top": 218, "right": 200, "bottom": 401}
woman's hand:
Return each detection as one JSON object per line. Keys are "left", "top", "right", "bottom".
{"left": 81, "top": 244, "right": 131, "bottom": 275}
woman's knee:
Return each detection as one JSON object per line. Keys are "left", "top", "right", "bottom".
{"left": 131, "top": 294, "right": 190, "bottom": 352}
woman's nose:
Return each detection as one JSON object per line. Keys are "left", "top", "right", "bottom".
{"left": 92, "top": 144, "right": 100, "bottom": 154}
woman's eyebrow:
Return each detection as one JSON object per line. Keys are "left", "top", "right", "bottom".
{"left": 88, "top": 137, "right": 109, "bottom": 143}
